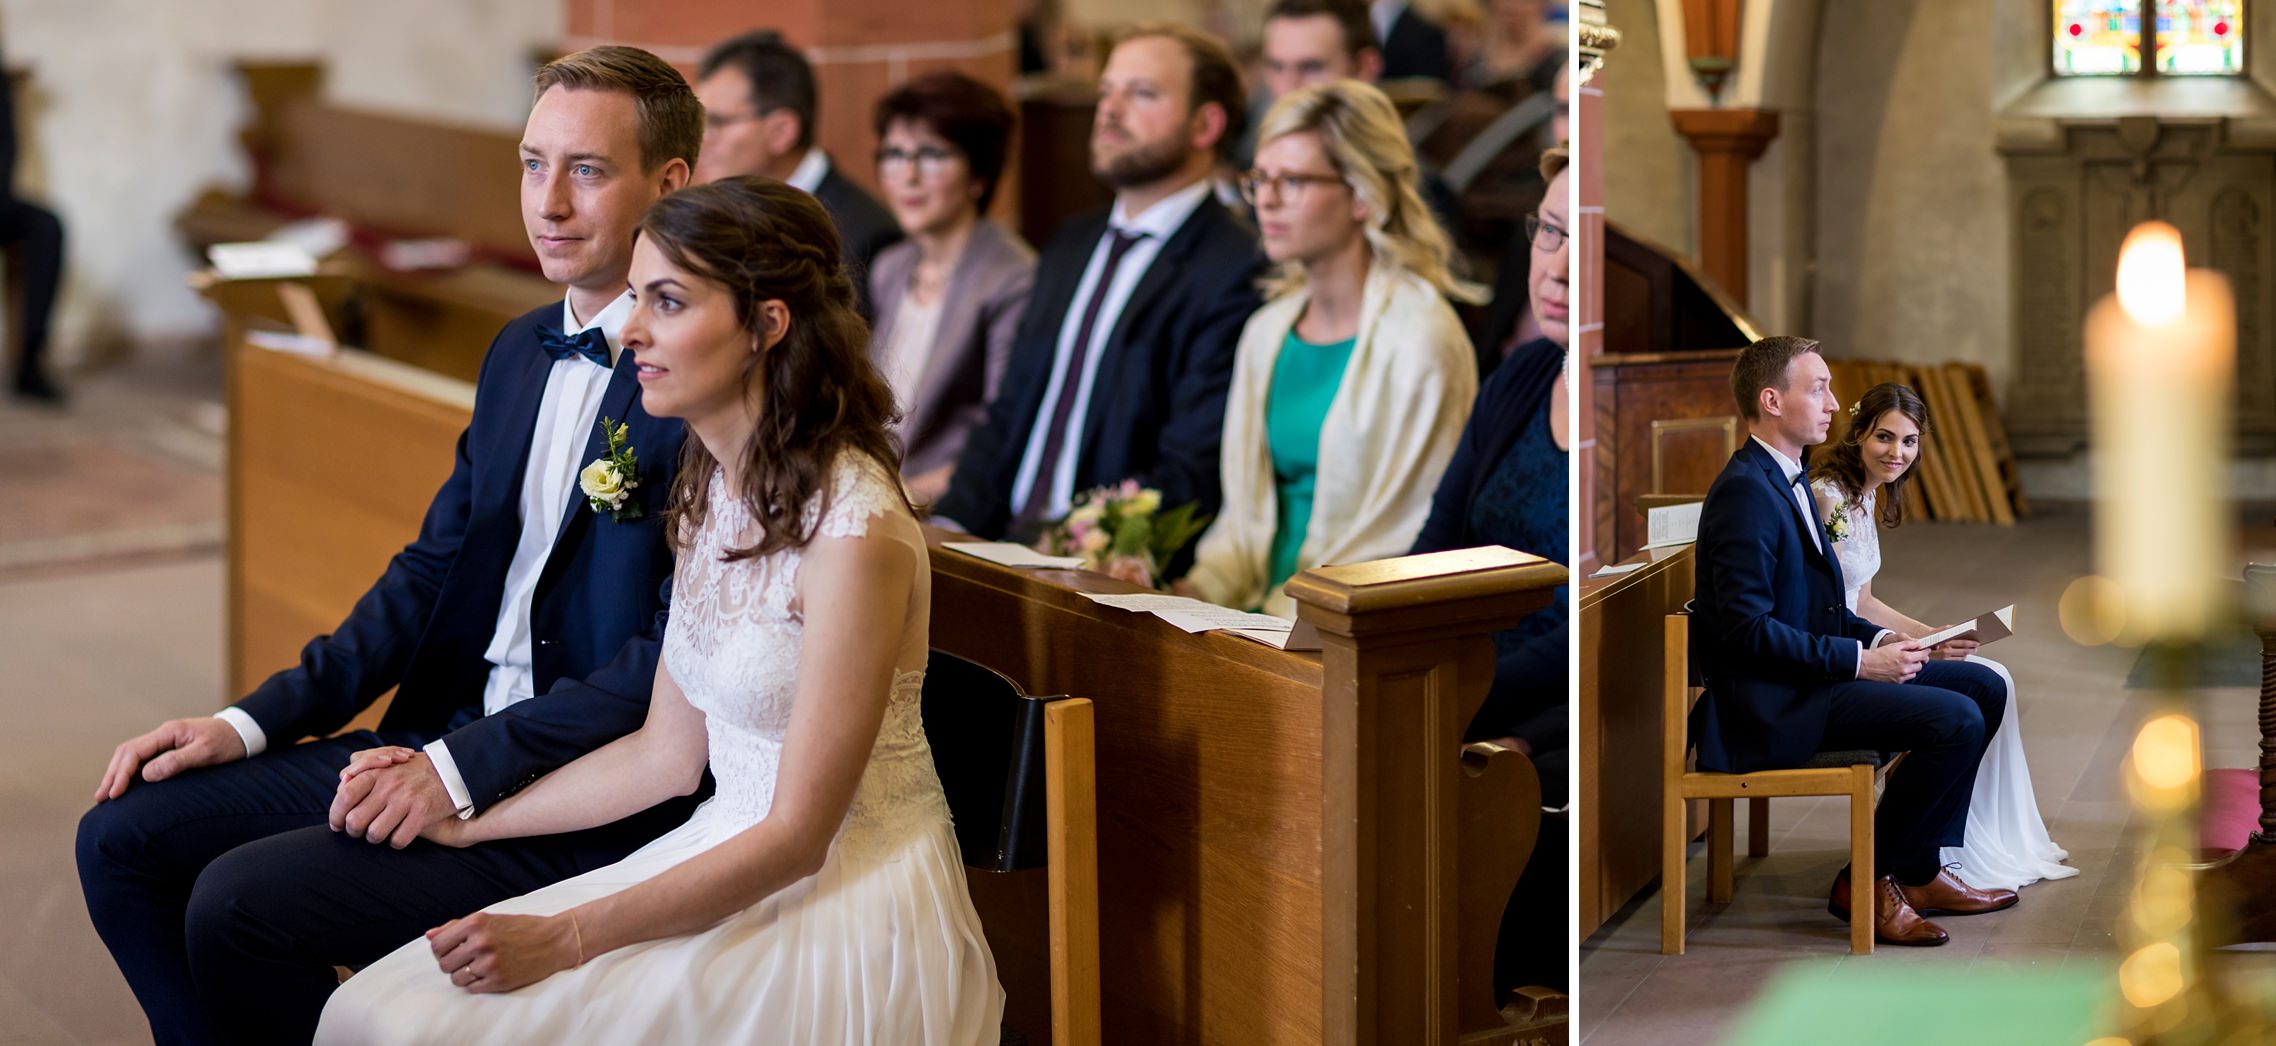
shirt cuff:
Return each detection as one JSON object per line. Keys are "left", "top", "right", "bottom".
{"left": 422, "top": 739, "right": 478, "bottom": 820}
{"left": 1852, "top": 639, "right": 1868, "bottom": 680}
{"left": 213, "top": 707, "right": 267, "bottom": 759}
{"left": 1871, "top": 629, "right": 1894, "bottom": 650}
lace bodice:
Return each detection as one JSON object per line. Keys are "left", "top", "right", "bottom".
{"left": 1811, "top": 477, "right": 1879, "bottom": 613}
{"left": 661, "top": 451, "right": 947, "bottom": 860}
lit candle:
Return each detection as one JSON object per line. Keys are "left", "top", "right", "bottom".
{"left": 2085, "top": 221, "right": 2236, "bottom": 643}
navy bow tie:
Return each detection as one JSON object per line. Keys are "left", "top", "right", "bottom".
{"left": 539, "top": 325, "right": 612, "bottom": 368}
{"left": 1792, "top": 469, "right": 1807, "bottom": 488}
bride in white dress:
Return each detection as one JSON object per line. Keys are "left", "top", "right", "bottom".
{"left": 1808, "top": 381, "right": 2075, "bottom": 892}
{"left": 315, "top": 177, "right": 1002, "bottom": 1043}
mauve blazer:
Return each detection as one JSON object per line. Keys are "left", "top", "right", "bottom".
{"left": 867, "top": 218, "right": 1037, "bottom": 479}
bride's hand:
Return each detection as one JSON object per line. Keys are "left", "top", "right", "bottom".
{"left": 427, "top": 911, "right": 581, "bottom": 994}
{"left": 339, "top": 746, "right": 417, "bottom": 783}
{"left": 1932, "top": 636, "right": 1980, "bottom": 660}
{"left": 419, "top": 813, "right": 472, "bottom": 848}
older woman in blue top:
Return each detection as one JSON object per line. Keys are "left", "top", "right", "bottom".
{"left": 1411, "top": 142, "right": 1569, "bottom": 1001}
{"left": 1180, "top": 79, "right": 1482, "bottom": 615}
{"left": 867, "top": 72, "right": 1036, "bottom": 504}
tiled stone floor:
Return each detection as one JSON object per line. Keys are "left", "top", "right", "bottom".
{"left": 1578, "top": 505, "right": 2276, "bottom": 1043}
{"left": 0, "top": 351, "right": 222, "bottom": 580}
{"left": 3, "top": 355, "right": 224, "bottom": 1044}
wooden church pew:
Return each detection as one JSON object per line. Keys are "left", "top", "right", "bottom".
{"left": 179, "top": 61, "right": 555, "bottom": 383}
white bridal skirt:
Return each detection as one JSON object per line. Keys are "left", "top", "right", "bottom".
{"left": 1940, "top": 655, "right": 2079, "bottom": 891}
{"left": 315, "top": 799, "right": 1003, "bottom": 1045}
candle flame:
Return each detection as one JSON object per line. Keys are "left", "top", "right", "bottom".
{"left": 2117, "top": 222, "right": 2187, "bottom": 327}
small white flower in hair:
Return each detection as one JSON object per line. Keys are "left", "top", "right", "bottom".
{"left": 1847, "top": 400, "right": 1862, "bottom": 416}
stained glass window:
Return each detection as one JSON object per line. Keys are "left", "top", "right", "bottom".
{"left": 2056, "top": 0, "right": 2144, "bottom": 74}
{"left": 2054, "top": 0, "right": 2244, "bottom": 75}
{"left": 2154, "top": 0, "right": 2244, "bottom": 73}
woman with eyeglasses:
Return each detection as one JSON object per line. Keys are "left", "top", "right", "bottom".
{"left": 866, "top": 72, "right": 1036, "bottom": 504}
{"left": 1408, "top": 142, "right": 1570, "bottom": 1001}
{"left": 1179, "top": 79, "right": 1482, "bottom": 617}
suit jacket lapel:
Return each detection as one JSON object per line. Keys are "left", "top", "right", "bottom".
{"left": 483, "top": 337, "right": 554, "bottom": 525}
{"left": 543, "top": 353, "right": 643, "bottom": 572}
{"left": 866, "top": 244, "right": 912, "bottom": 359}
{"left": 1750, "top": 445, "right": 1838, "bottom": 576}
{"left": 908, "top": 222, "right": 1003, "bottom": 436}
{"left": 1004, "top": 214, "right": 1105, "bottom": 432}
{"left": 1075, "top": 204, "right": 1211, "bottom": 461}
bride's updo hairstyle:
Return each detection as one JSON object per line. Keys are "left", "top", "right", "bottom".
{"left": 644, "top": 175, "right": 909, "bottom": 561}
{"left": 1810, "top": 381, "right": 1932, "bottom": 529}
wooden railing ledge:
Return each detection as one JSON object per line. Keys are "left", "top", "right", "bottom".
{"left": 1286, "top": 546, "right": 1566, "bottom": 640}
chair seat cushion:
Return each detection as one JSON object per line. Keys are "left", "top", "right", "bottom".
{"left": 1798, "top": 749, "right": 1884, "bottom": 769}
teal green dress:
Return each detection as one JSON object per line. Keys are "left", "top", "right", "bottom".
{"left": 1263, "top": 329, "right": 1357, "bottom": 601}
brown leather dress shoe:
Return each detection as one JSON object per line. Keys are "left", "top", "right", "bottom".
{"left": 1899, "top": 868, "right": 2019, "bottom": 917}
{"left": 1827, "top": 868, "right": 1950, "bottom": 946}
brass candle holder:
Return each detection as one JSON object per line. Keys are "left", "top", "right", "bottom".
{"left": 2097, "top": 641, "right": 2258, "bottom": 1045}
{"left": 2080, "top": 221, "right": 2264, "bottom": 1044}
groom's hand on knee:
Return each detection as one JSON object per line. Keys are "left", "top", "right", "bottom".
{"left": 94, "top": 717, "right": 246, "bottom": 802}
{"left": 331, "top": 753, "right": 455, "bottom": 849}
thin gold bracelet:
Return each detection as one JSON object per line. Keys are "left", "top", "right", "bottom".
{"left": 569, "top": 912, "right": 585, "bottom": 968}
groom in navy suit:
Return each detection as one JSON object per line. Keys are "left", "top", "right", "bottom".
{"left": 76, "top": 47, "right": 701, "bottom": 1043}
{"left": 1692, "top": 336, "right": 2015, "bottom": 946}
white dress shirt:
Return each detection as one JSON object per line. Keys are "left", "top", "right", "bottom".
{"left": 1750, "top": 435, "right": 1889, "bottom": 676}
{"left": 786, "top": 148, "right": 831, "bottom": 194}
{"left": 216, "top": 290, "right": 632, "bottom": 817}
{"left": 1370, "top": 0, "right": 1406, "bottom": 47}
{"left": 1006, "top": 176, "right": 1215, "bottom": 522}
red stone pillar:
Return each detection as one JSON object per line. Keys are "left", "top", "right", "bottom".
{"left": 564, "top": 0, "right": 1019, "bottom": 210}
{"left": 1668, "top": 107, "right": 1778, "bottom": 307}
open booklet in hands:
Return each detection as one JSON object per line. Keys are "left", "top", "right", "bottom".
{"left": 1914, "top": 604, "right": 2016, "bottom": 649}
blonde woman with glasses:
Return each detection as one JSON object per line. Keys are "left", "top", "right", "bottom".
{"left": 1179, "top": 79, "right": 1482, "bottom": 616}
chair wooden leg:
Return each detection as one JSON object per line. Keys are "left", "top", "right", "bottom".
{"left": 1708, "top": 797, "right": 1734, "bottom": 904}
{"left": 1661, "top": 782, "right": 1687, "bottom": 955}
{"left": 1850, "top": 767, "right": 1875, "bottom": 956}
{"left": 1748, "top": 796, "right": 1770, "bottom": 857}
{"left": 1045, "top": 699, "right": 1102, "bottom": 1045}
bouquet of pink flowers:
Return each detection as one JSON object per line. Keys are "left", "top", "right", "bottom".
{"left": 1036, "top": 480, "right": 1211, "bottom": 589}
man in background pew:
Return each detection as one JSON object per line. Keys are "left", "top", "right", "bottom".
{"left": 76, "top": 46, "right": 699, "bottom": 1043}
{"left": 933, "top": 24, "right": 1265, "bottom": 548}
{"left": 1252, "top": 0, "right": 1460, "bottom": 233}
{"left": 694, "top": 30, "right": 901, "bottom": 317}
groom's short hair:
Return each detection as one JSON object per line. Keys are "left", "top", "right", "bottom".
{"left": 535, "top": 45, "right": 704, "bottom": 174}
{"left": 1731, "top": 335, "right": 1822, "bottom": 420}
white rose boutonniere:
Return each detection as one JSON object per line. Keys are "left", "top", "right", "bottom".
{"left": 1825, "top": 500, "right": 1852, "bottom": 543}
{"left": 579, "top": 416, "right": 643, "bottom": 522}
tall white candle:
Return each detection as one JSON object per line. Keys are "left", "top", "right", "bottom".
{"left": 2085, "top": 221, "right": 2235, "bottom": 643}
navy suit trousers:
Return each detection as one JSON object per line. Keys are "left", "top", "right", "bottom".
{"left": 1812, "top": 658, "right": 2006, "bottom": 884}
{"left": 75, "top": 731, "right": 680, "bottom": 1045}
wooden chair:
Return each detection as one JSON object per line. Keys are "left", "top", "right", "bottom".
{"left": 1662, "top": 611, "right": 1885, "bottom": 956}
{"left": 921, "top": 652, "right": 1100, "bottom": 1046}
